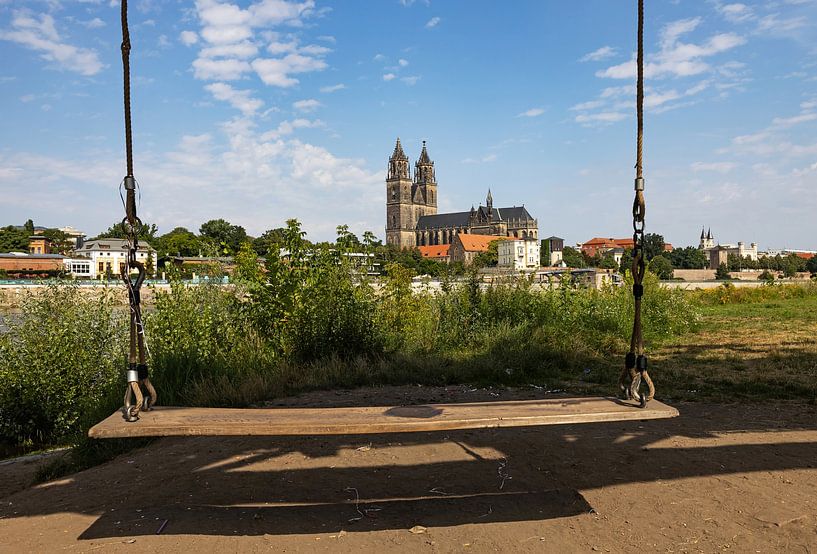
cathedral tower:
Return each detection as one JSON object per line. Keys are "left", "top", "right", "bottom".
{"left": 386, "top": 138, "right": 416, "bottom": 247}
{"left": 413, "top": 141, "right": 438, "bottom": 218}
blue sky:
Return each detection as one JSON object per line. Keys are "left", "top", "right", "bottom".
{"left": 0, "top": 0, "right": 815, "bottom": 249}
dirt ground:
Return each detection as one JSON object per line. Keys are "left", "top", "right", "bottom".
{"left": 1, "top": 386, "right": 817, "bottom": 553}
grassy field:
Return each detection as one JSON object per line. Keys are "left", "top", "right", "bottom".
{"left": 650, "top": 293, "right": 817, "bottom": 403}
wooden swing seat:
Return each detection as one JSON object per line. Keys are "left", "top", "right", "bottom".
{"left": 88, "top": 397, "right": 677, "bottom": 439}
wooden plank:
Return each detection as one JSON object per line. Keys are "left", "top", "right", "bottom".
{"left": 88, "top": 397, "right": 678, "bottom": 439}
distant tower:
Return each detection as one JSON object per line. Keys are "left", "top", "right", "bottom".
{"left": 486, "top": 189, "right": 493, "bottom": 221}
{"left": 385, "top": 138, "right": 415, "bottom": 247}
{"left": 699, "top": 227, "right": 715, "bottom": 249}
{"left": 413, "top": 140, "right": 438, "bottom": 217}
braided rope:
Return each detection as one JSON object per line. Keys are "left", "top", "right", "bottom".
{"left": 120, "top": 0, "right": 156, "bottom": 422}
{"left": 620, "top": 0, "right": 655, "bottom": 407}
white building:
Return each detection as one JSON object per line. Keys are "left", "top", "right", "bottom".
{"left": 498, "top": 238, "right": 540, "bottom": 270}
{"left": 69, "top": 239, "right": 155, "bottom": 279}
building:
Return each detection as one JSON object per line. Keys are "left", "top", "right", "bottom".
{"left": 418, "top": 244, "right": 451, "bottom": 263}
{"left": 698, "top": 228, "right": 758, "bottom": 269}
{"left": 385, "top": 139, "right": 538, "bottom": 248}
{"left": 74, "top": 239, "right": 155, "bottom": 278}
{"left": 498, "top": 238, "right": 541, "bottom": 270}
{"left": 28, "top": 236, "right": 51, "bottom": 254}
{"left": 0, "top": 253, "right": 65, "bottom": 275}
{"left": 581, "top": 237, "right": 635, "bottom": 258}
{"left": 543, "top": 236, "right": 564, "bottom": 266}
{"left": 58, "top": 226, "right": 86, "bottom": 249}
{"left": 449, "top": 234, "right": 507, "bottom": 265}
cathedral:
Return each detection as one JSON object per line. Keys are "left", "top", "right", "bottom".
{"left": 385, "top": 139, "right": 539, "bottom": 248}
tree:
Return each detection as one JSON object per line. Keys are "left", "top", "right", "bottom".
{"left": 669, "top": 246, "right": 708, "bottom": 269}
{"left": 335, "top": 224, "right": 360, "bottom": 252}
{"left": 618, "top": 247, "right": 633, "bottom": 276}
{"left": 145, "top": 251, "right": 155, "bottom": 277}
{"left": 540, "top": 239, "right": 551, "bottom": 266}
{"left": 598, "top": 253, "right": 618, "bottom": 269}
{"left": 154, "top": 227, "right": 201, "bottom": 258}
{"left": 0, "top": 225, "right": 30, "bottom": 253}
{"left": 648, "top": 255, "right": 674, "bottom": 280}
{"left": 41, "top": 228, "right": 73, "bottom": 254}
{"left": 199, "top": 219, "right": 249, "bottom": 255}
{"left": 562, "top": 246, "right": 585, "bottom": 268}
{"left": 715, "top": 262, "right": 731, "bottom": 280}
{"left": 233, "top": 242, "right": 263, "bottom": 283}
{"left": 472, "top": 239, "right": 501, "bottom": 268}
{"left": 643, "top": 233, "right": 666, "bottom": 261}
{"left": 23, "top": 219, "right": 35, "bottom": 234}
{"left": 253, "top": 228, "right": 287, "bottom": 256}
{"left": 807, "top": 254, "right": 817, "bottom": 276}
{"left": 93, "top": 221, "right": 158, "bottom": 243}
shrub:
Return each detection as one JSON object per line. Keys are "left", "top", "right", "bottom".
{"left": 0, "top": 284, "right": 125, "bottom": 445}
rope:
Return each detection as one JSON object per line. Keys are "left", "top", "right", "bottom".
{"left": 620, "top": 0, "right": 655, "bottom": 408}
{"left": 119, "top": 0, "right": 156, "bottom": 422}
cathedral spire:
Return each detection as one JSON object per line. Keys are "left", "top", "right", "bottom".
{"left": 391, "top": 137, "right": 408, "bottom": 161}
{"left": 414, "top": 139, "right": 435, "bottom": 185}
{"left": 418, "top": 140, "right": 431, "bottom": 164}
{"left": 486, "top": 188, "right": 493, "bottom": 209}
{"left": 700, "top": 226, "right": 705, "bottom": 240}
{"left": 707, "top": 228, "right": 712, "bottom": 240}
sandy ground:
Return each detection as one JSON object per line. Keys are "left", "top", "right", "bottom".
{"left": 1, "top": 386, "right": 817, "bottom": 553}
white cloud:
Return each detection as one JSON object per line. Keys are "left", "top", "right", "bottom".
{"left": 771, "top": 113, "right": 817, "bottom": 128}
{"left": 193, "top": 57, "right": 252, "bottom": 80}
{"left": 401, "top": 75, "right": 420, "bottom": 85}
{"left": 82, "top": 18, "right": 106, "bottom": 29}
{"left": 425, "top": 17, "right": 441, "bottom": 29}
{"left": 180, "top": 30, "right": 199, "bottom": 46}
{"left": 373, "top": 53, "right": 385, "bottom": 62}
{"left": 320, "top": 83, "right": 345, "bottom": 93}
{"left": 382, "top": 73, "right": 396, "bottom": 81}
{"left": 398, "top": 58, "right": 409, "bottom": 67}
{"left": 691, "top": 161, "right": 736, "bottom": 173}
{"left": 260, "top": 118, "right": 324, "bottom": 140}
{"left": 579, "top": 46, "right": 617, "bottom": 62}
{"left": 252, "top": 53, "right": 327, "bottom": 87}
{"left": 205, "top": 82, "right": 264, "bottom": 115}
{"left": 575, "top": 112, "right": 627, "bottom": 125}
{"left": 717, "top": 3, "right": 754, "bottom": 23}
{"left": 597, "top": 17, "right": 745, "bottom": 80}
{"left": 0, "top": 12, "right": 104, "bottom": 76}
{"left": 293, "top": 98, "right": 322, "bottom": 112}
{"left": 517, "top": 108, "right": 545, "bottom": 117}
{"left": 191, "top": 0, "right": 327, "bottom": 87}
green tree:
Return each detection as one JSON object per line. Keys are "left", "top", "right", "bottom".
{"left": 145, "top": 251, "right": 155, "bottom": 277}
{"left": 669, "top": 246, "right": 708, "bottom": 269}
{"left": 648, "top": 255, "right": 674, "bottom": 280}
{"left": 335, "top": 224, "right": 360, "bottom": 253}
{"left": 643, "top": 233, "right": 666, "bottom": 261}
{"left": 155, "top": 227, "right": 201, "bottom": 259}
{"left": 233, "top": 242, "right": 263, "bottom": 283}
{"left": 23, "top": 219, "right": 35, "bottom": 234}
{"left": 715, "top": 262, "right": 731, "bottom": 280}
{"left": 252, "top": 228, "right": 287, "bottom": 256}
{"left": 93, "top": 221, "right": 158, "bottom": 242}
{"left": 598, "top": 253, "right": 618, "bottom": 269}
{"left": 807, "top": 254, "right": 817, "bottom": 276}
{"left": 540, "top": 239, "right": 551, "bottom": 266}
{"left": 0, "top": 226, "right": 30, "bottom": 252}
{"left": 472, "top": 239, "right": 501, "bottom": 268}
{"left": 41, "top": 228, "right": 73, "bottom": 254}
{"left": 199, "top": 219, "right": 249, "bottom": 255}
{"left": 562, "top": 246, "right": 585, "bottom": 268}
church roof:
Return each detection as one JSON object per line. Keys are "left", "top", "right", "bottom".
{"left": 416, "top": 211, "right": 471, "bottom": 229}
{"left": 415, "top": 205, "right": 535, "bottom": 230}
{"left": 390, "top": 138, "right": 408, "bottom": 161}
{"left": 417, "top": 141, "right": 432, "bottom": 164}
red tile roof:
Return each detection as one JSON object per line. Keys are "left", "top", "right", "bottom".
{"left": 456, "top": 234, "right": 508, "bottom": 252}
{"left": 418, "top": 244, "right": 450, "bottom": 258}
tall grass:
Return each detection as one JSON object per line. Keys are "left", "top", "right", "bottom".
{"left": 1, "top": 259, "right": 698, "bottom": 452}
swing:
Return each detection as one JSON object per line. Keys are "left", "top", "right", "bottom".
{"left": 89, "top": 0, "right": 674, "bottom": 440}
